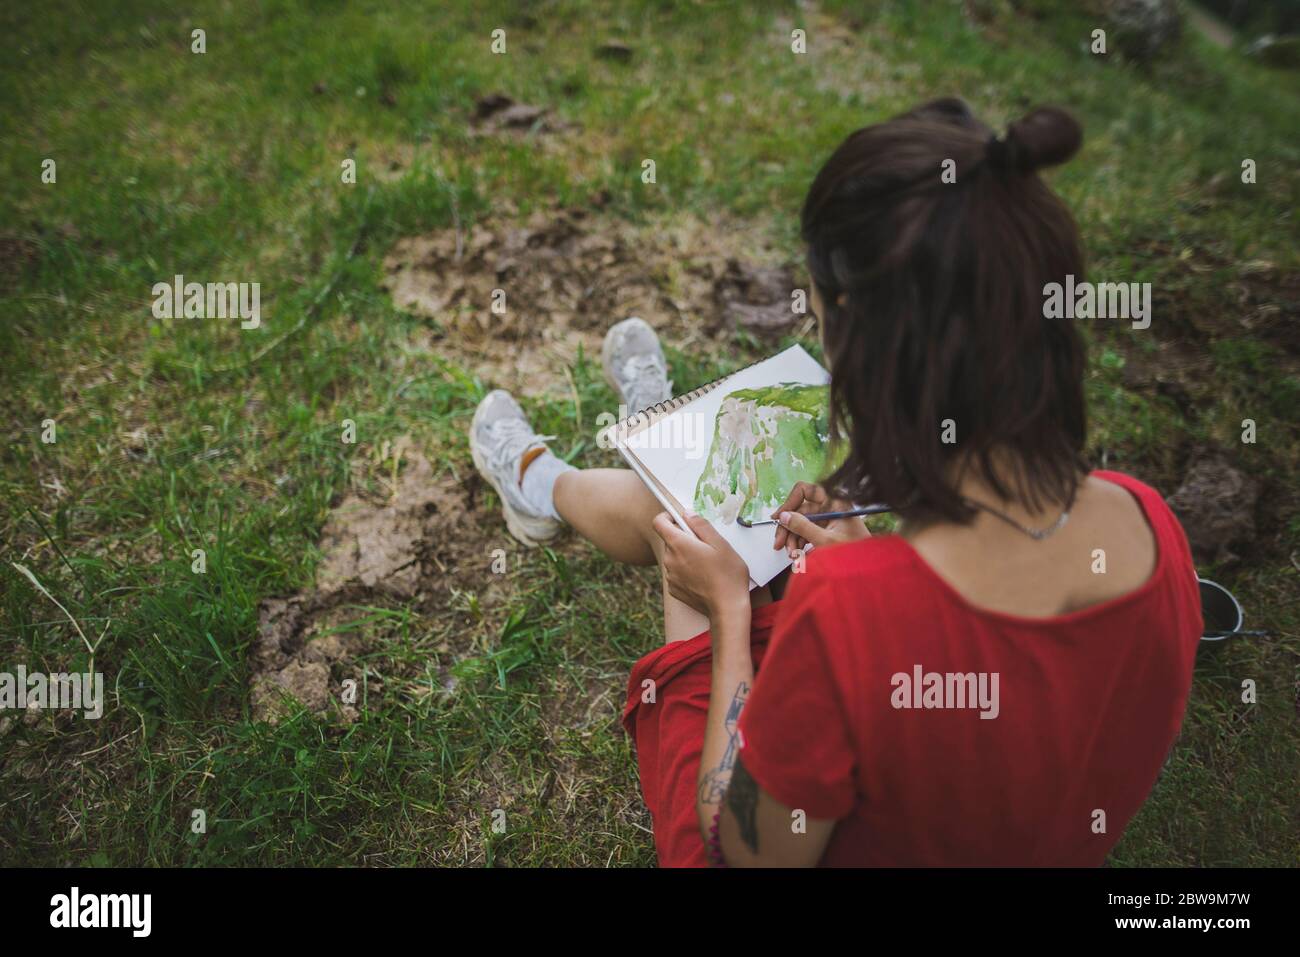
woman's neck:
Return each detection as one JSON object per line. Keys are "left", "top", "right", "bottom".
{"left": 898, "top": 449, "right": 1081, "bottom": 538}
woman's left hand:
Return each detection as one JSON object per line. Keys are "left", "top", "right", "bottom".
{"left": 651, "top": 512, "right": 751, "bottom": 621}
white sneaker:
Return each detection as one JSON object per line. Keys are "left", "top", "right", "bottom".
{"left": 469, "top": 390, "right": 563, "bottom": 546}
{"left": 602, "top": 317, "right": 672, "bottom": 414}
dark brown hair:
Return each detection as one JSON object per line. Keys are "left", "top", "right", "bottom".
{"left": 801, "top": 97, "right": 1089, "bottom": 522}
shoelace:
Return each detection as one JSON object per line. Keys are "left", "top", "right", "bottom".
{"left": 483, "top": 417, "right": 555, "bottom": 478}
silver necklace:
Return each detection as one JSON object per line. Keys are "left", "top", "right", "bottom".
{"left": 963, "top": 498, "right": 1069, "bottom": 540}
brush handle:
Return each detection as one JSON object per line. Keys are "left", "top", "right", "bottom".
{"left": 742, "top": 504, "right": 892, "bottom": 527}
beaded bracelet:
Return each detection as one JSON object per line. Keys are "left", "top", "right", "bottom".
{"left": 705, "top": 811, "right": 727, "bottom": 867}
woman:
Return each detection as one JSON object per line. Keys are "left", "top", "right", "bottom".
{"left": 469, "top": 99, "right": 1203, "bottom": 866}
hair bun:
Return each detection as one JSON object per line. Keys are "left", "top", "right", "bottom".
{"left": 991, "top": 106, "right": 1082, "bottom": 173}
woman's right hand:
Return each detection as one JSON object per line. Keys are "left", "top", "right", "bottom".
{"left": 772, "top": 481, "right": 872, "bottom": 558}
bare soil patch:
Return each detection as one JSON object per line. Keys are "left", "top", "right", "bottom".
{"left": 249, "top": 443, "right": 493, "bottom": 723}
{"left": 471, "top": 93, "right": 571, "bottom": 138}
{"left": 381, "top": 205, "right": 805, "bottom": 397}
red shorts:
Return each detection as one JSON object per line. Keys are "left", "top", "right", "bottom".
{"left": 621, "top": 601, "right": 784, "bottom": 867}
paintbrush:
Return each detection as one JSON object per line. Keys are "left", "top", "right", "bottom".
{"left": 736, "top": 504, "right": 893, "bottom": 528}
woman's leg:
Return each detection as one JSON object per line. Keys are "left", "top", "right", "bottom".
{"left": 553, "top": 468, "right": 660, "bottom": 565}
{"left": 554, "top": 468, "right": 769, "bottom": 643}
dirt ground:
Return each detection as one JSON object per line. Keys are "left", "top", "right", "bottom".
{"left": 380, "top": 203, "right": 810, "bottom": 397}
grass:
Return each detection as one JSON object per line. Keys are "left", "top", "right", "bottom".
{"left": 0, "top": 0, "right": 1296, "bottom": 866}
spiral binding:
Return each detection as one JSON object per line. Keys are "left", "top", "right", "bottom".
{"left": 611, "top": 356, "right": 772, "bottom": 439}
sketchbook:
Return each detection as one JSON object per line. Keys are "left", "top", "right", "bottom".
{"left": 599, "top": 344, "right": 834, "bottom": 589}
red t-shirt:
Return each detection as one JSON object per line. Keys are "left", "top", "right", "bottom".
{"left": 735, "top": 470, "right": 1203, "bottom": 865}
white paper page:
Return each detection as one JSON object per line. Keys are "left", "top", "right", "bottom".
{"left": 626, "top": 345, "right": 831, "bottom": 587}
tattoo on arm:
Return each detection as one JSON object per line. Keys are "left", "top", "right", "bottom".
{"left": 727, "top": 757, "right": 760, "bottom": 853}
{"left": 697, "top": 681, "right": 749, "bottom": 805}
